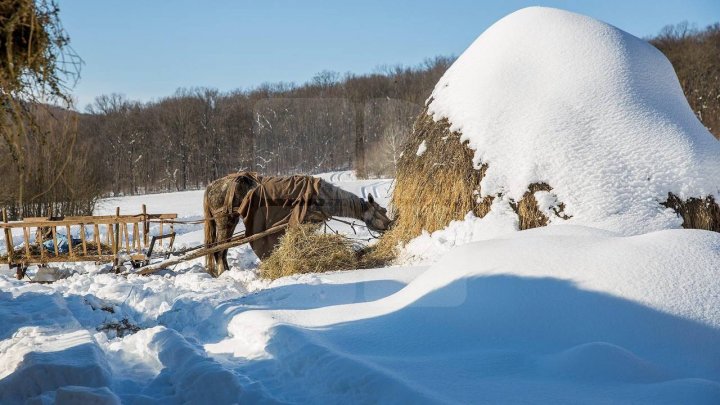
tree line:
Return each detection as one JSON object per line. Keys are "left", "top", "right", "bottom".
{"left": 77, "top": 57, "right": 450, "bottom": 197}
{"left": 2, "top": 22, "right": 718, "bottom": 219}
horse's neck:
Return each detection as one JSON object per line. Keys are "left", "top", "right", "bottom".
{"left": 318, "top": 180, "right": 365, "bottom": 220}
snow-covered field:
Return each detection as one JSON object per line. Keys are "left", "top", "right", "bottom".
{"left": 3, "top": 6, "right": 720, "bottom": 405}
{"left": 2, "top": 171, "right": 719, "bottom": 404}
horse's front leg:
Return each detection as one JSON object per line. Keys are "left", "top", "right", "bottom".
{"left": 219, "top": 216, "right": 239, "bottom": 275}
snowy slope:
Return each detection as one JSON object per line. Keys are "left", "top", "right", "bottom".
{"left": 208, "top": 226, "right": 720, "bottom": 404}
{"left": 428, "top": 7, "right": 720, "bottom": 235}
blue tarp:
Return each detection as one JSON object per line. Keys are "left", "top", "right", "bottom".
{"left": 42, "top": 235, "right": 83, "bottom": 255}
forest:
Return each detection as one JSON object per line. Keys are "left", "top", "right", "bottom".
{"left": 1, "top": 23, "right": 718, "bottom": 218}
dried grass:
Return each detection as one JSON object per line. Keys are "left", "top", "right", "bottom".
{"left": 386, "top": 109, "right": 488, "bottom": 245}
{"left": 376, "top": 108, "right": 498, "bottom": 256}
{"left": 1, "top": 241, "right": 112, "bottom": 261}
{"left": 260, "top": 224, "right": 362, "bottom": 280}
{"left": 663, "top": 193, "right": 720, "bottom": 232}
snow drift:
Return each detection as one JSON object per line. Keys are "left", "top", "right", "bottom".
{"left": 209, "top": 226, "right": 720, "bottom": 403}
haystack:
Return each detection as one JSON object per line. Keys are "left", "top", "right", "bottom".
{"left": 383, "top": 7, "right": 720, "bottom": 248}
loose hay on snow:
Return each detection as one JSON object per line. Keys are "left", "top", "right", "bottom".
{"left": 260, "top": 224, "right": 361, "bottom": 280}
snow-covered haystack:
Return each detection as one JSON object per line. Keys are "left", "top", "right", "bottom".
{"left": 389, "top": 7, "right": 720, "bottom": 244}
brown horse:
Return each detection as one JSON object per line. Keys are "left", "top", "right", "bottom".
{"left": 203, "top": 173, "right": 393, "bottom": 276}
{"left": 203, "top": 172, "right": 262, "bottom": 276}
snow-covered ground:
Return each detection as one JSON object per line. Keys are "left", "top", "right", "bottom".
{"left": 3, "top": 7, "right": 720, "bottom": 405}
{"left": 2, "top": 170, "right": 719, "bottom": 404}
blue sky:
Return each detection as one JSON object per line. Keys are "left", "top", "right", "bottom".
{"left": 58, "top": 0, "right": 719, "bottom": 109}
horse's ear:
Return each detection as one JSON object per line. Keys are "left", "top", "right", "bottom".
{"left": 367, "top": 194, "right": 375, "bottom": 204}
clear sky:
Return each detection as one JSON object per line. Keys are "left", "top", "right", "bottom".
{"left": 58, "top": 0, "right": 719, "bottom": 110}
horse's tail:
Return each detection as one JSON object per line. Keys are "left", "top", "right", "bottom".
{"left": 203, "top": 191, "right": 216, "bottom": 274}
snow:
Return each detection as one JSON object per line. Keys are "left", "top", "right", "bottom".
{"left": 207, "top": 225, "right": 720, "bottom": 403}
{"left": 428, "top": 6, "right": 720, "bottom": 235}
{"left": 416, "top": 140, "right": 427, "bottom": 156}
{"left": 2, "top": 8, "right": 720, "bottom": 404}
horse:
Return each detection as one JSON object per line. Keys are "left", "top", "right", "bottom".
{"left": 203, "top": 173, "right": 393, "bottom": 276}
{"left": 203, "top": 172, "right": 262, "bottom": 276}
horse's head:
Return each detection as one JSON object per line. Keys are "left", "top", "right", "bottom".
{"left": 362, "top": 194, "right": 393, "bottom": 232}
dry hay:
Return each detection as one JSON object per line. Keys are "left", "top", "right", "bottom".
{"left": 377, "top": 107, "right": 720, "bottom": 254}
{"left": 1, "top": 240, "right": 112, "bottom": 261}
{"left": 260, "top": 224, "right": 361, "bottom": 280}
{"left": 663, "top": 194, "right": 720, "bottom": 232}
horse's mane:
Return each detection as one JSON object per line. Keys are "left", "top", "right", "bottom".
{"left": 316, "top": 179, "right": 366, "bottom": 220}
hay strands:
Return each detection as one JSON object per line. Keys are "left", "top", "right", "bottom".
{"left": 131, "top": 223, "right": 289, "bottom": 276}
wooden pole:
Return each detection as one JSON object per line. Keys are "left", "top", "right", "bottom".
{"left": 123, "top": 223, "right": 130, "bottom": 253}
{"left": 40, "top": 226, "right": 46, "bottom": 262}
{"left": 22, "top": 227, "right": 31, "bottom": 259}
{"left": 94, "top": 224, "right": 101, "bottom": 255}
{"left": 142, "top": 204, "right": 148, "bottom": 248}
{"left": 66, "top": 225, "right": 74, "bottom": 258}
{"left": 2, "top": 209, "right": 14, "bottom": 266}
{"left": 80, "top": 225, "right": 88, "bottom": 256}
{"left": 51, "top": 226, "right": 59, "bottom": 257}
{"left": 113, "top": 208, "right": 120, "bottom": 268}
{"left": 133, "top": 222, "right": 140, "bottom": 251}
{"left": 135, "top": 223, "right": 288, "bottom": 276}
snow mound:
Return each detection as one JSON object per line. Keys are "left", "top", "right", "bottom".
{"left": 429, "top": 6, "right": 720, "bottom": 235}
{"left": 209, "top": 226, "right": 720, "bottom": 402}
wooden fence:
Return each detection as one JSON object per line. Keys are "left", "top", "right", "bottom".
{"left": 0, "top": 205, "right": 177, "bottom": 278}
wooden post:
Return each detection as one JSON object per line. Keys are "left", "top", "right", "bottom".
{"left": 2, "top": 209, "right": 13, "bottom": 266}
{"left": 123, "top": 223, "right": 130, "bottom": 252}
{"left": 22, "top": 227, "right": 31, "bottom": 259}
{"left": 159, "top": 221, "right": 164, "bottom": 248}
{"left": 142, "top": 204, "right": 149, "bottom": 248}
{"left": 133, "top": 222, "right": 140, "bottom": 251}
{"left": 51, "top": 226, "right": 59, "bottom": 257}
{"left": 113, "top": 207, "right": 120, "bottom": 268}
{"left": 80, "top": 225, "right": 88, "bottom": 256}
{"left": 40, "top": 226, "right": 46, "bottom": 262}
{"left": 109, "top": 222, "right": 116, "bottom": 255}
{"left": 135, "top": 223, "right": 287, "bottom": 276}
{"left": 94, "top": 224, "right": 101, "bottom": 255}
{"left": 66, "top": 225, "right": 74, "bottom": 258}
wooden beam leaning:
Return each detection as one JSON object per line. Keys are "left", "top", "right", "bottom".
{"left": 135, "top": 223, "right": 288, "bottom": 276}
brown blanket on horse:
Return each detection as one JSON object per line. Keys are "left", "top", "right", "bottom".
{"left": 237, "top": 175, "right": 329, "bottom": 259}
